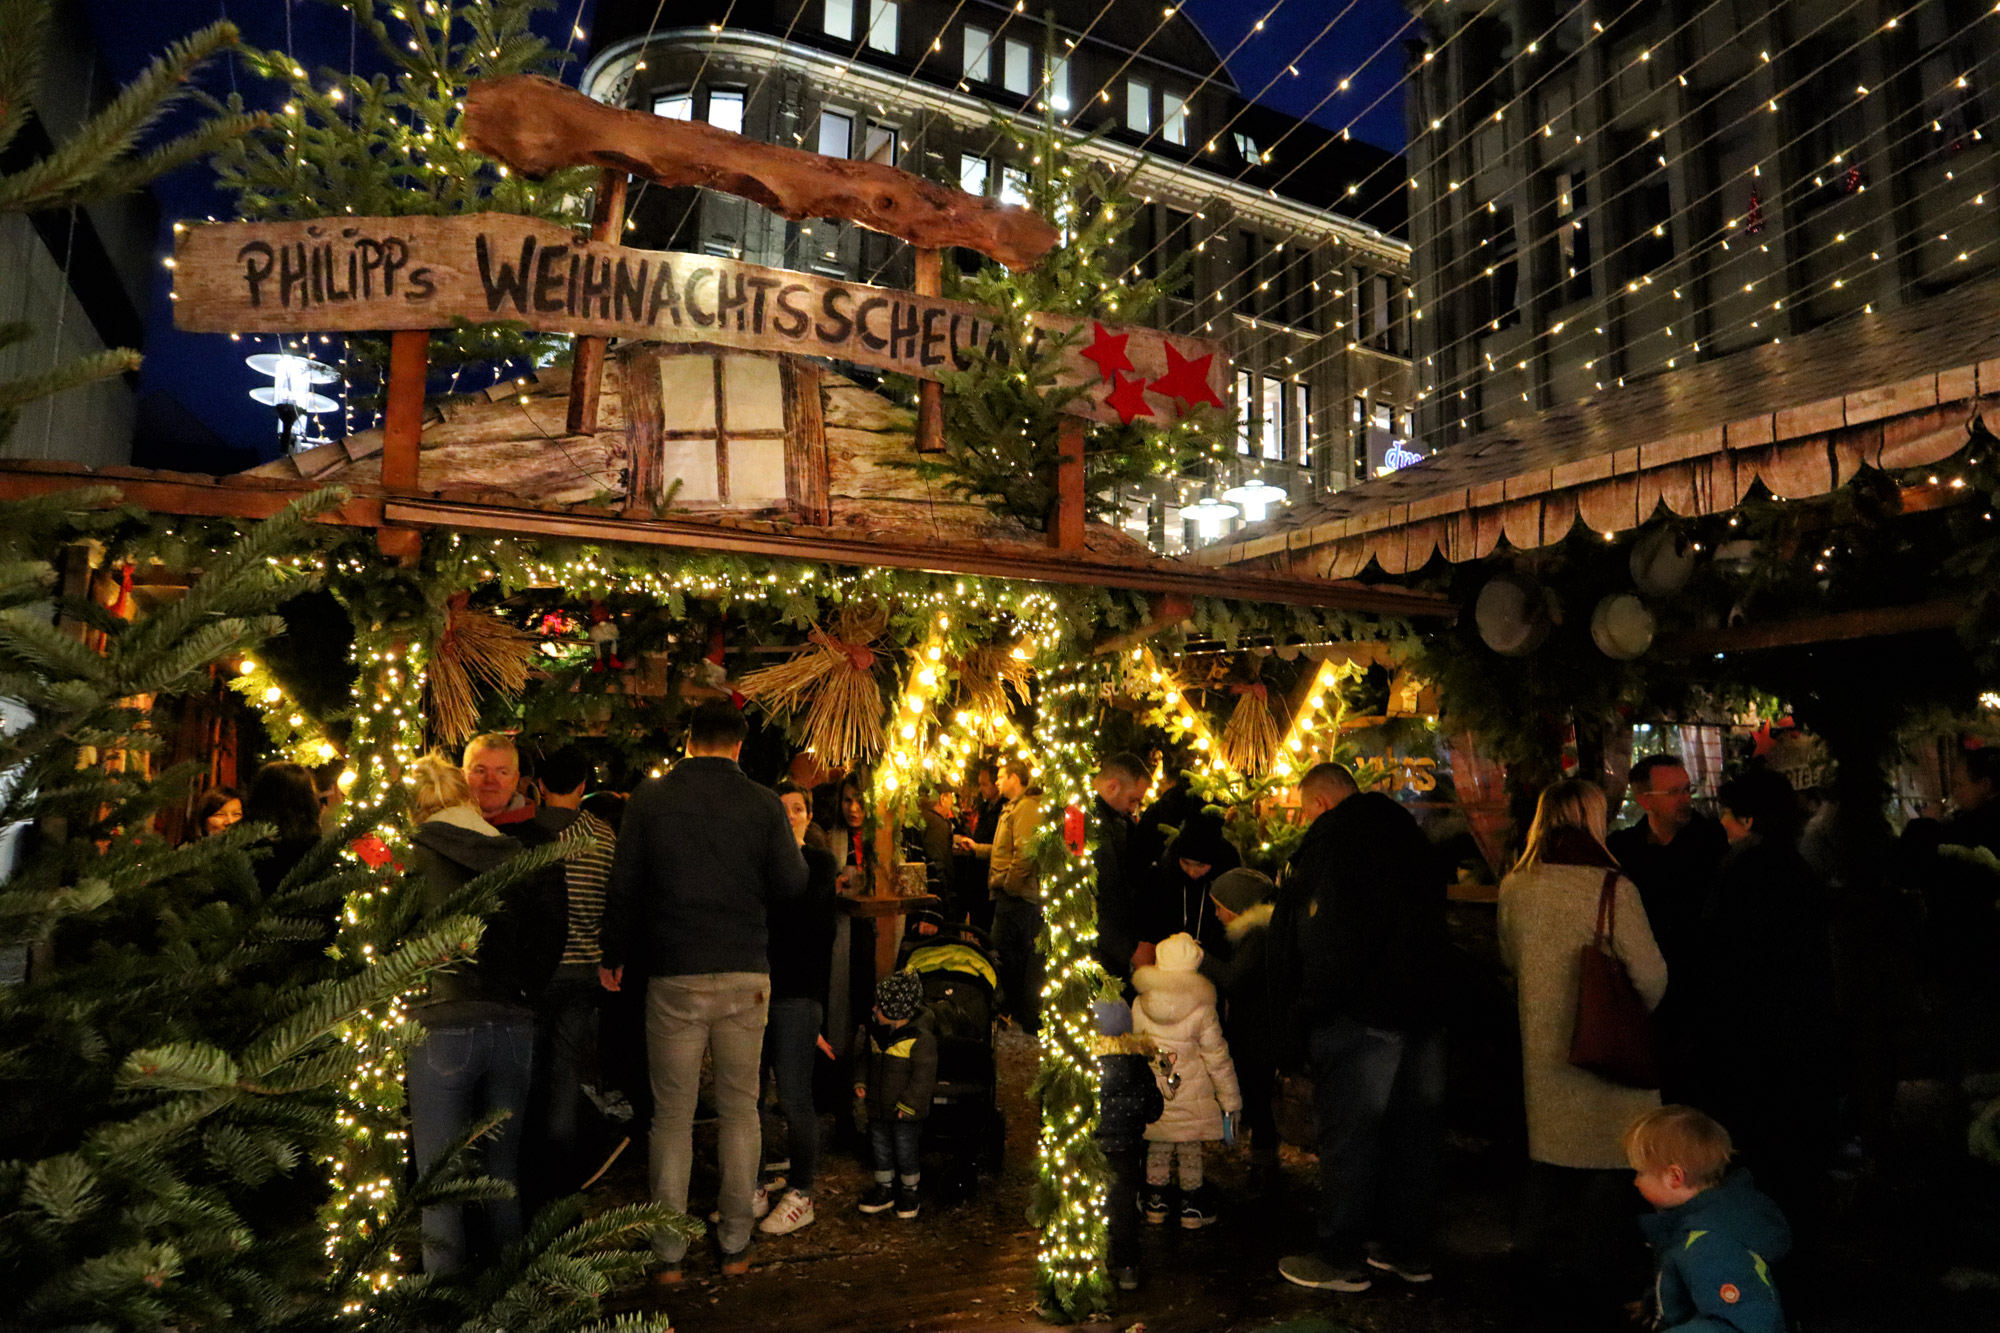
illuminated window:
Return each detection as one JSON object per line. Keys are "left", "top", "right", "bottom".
{"left": 1162, "top": 92, "right": 1187, "bottom": 145}
{"left": 1003, "top": 39, "right": 1031, "bottom": 94}
{"left": 1127, "top": 80, "right": 1153, "bottom": 132}
{"left": 652, "top": 93, "right": 693, "bottom": 120}
{"left": 1048, "top": 56, "right": 1070, "bottom": 111}
{"left": 818, "top": 110, "right": 853, "bottom": 159}
{"left": 823, "top": 0, "right": 854, "bottom": 40}
{"left": 999, "top": 166, "right": 1029, "bottom": 207}
{"left": 963, "top": 25, "right": 992, "bottom": 81}
{"left": 707, "top": 90, "right": 745, "bottom": 135}
{"left": 867, "top": 0, "right": 899, "bottom": 54}
{"left": 960, "top": 153, "right": 990, "bottom": 195}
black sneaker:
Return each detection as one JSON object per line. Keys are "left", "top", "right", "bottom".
{"left": 857, "top": 1182, "right": 897, "bottom": 1214}
{"left": 1141, "top": 1188, "right": 1171, "bottom": 1224}
{"left": 1365, "top": 1241, "right": 1435, "bottom": 1283}
{"left": 894, "top": 1182, "right": 921, "bottom": 1219}
{"left": 1180, "top": 1189, "right": 1218, "bottom": 1229}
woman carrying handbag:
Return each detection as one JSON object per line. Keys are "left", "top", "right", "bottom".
{"left": 1499, "top": 778, "right": 1669, "bottom": 1325}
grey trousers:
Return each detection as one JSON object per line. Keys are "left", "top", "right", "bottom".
{"left": 644, "top": 973, "right": 770, "bottom": 1261}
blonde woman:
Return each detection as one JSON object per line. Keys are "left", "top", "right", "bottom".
{"left": 1497, "top": 778, "right": 1667, "bottom": 1318}
{"left": 405, "top": 753, "right": 566, "bottom": 1275}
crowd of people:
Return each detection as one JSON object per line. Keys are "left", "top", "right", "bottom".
{"left": 197, "top": 701, "right": 2000, "bottom": 1328}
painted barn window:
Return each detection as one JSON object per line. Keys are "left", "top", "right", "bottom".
{"left": 657, "top": 354, "right": 794, "bottom": 508}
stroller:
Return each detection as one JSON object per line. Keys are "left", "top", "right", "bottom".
{"left": 896, "top": 916, "right": 1006, "bottom": 1196}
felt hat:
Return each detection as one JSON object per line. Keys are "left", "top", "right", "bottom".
{"left": 875, "top": 969, "right": 924, "bottom": 1022}
{"left": 1209, "top": 867, "right": 1276, "bottom": 915}
{"left": 1155, "top": 932, "right": 1204, "bottom": 972}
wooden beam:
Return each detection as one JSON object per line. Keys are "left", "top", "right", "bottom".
{"left": 913, "top": 247, "right": 944, "bottom": 455}
{"left": 1655, "top": 600, "right": 1969, "bottom": 657}
{"left": 1050, "top": 417, "right": 1086, "bottom": 552}
{"left": 381, "top": 329, "right": 429, "bottom": 490}
{"left": 0, "top": 464, "right": 386, "bottom": 526}
{"left": 462, "top": 75, "right": 1059, "bottom": 270}
{"left": 566, "top": 169, "right": 629, "bottom": 437}
{"left": 380, "top": 496, "right": 1454, "bottom": 615}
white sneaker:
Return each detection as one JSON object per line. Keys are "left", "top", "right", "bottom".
{"left": 711, "top": 1182, "right": 776, "bottom": 1226}
{"left": 758, "top": 1188, "right": 816, "bottom": 1236}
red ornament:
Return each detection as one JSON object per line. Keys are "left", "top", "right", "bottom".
{"left": 1149, "top": 341, "right": 1225, "bottom": 413}
{"left": 1746, "top": 187, "right": 1764, "bottom": 235}
{"left": 1063, "top": 803, "right": 1087, "bottom": 856}
{"left": 1719, "top": 1284, "right": 1741, "bottom": 1305}
{"left": 1080, "top": 321, "right": 1134, "bottom": 383}
{"left": 1104, "top": 370, "right": 1154, "bottom": 425}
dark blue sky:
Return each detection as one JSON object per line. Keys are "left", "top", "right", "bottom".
{"left": 82, "top": 0, "right": 1410, "bottom": 462}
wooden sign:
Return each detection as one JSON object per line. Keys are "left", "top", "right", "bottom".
{"left": 171, "top": 214, "right": 1229, "bottom": 428}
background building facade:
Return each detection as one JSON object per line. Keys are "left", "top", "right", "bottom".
{"left": 585, "top": 0, "right": 1420, "bottom": 550}
{"left": 1405, "top": 0, "right": 1999, "bottom": 445}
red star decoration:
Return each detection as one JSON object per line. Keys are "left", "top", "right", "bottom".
{"left": 1080, "top": 321, "right": 1134, "bottom": 383}
{"left": 1149, "top": 341, "right": 1225, "bottom": 413}
{"left": 1104, "top": 370, "right": 1154, "bottom": 425}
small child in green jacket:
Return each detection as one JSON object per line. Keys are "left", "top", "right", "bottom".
{"left": 1624, "top": 1105, "right": 1791, "bottom": 1333}
{"left": 853, "top": 970, "right": 938, "bottom": 1220}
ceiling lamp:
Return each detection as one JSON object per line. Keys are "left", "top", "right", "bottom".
{"left": 1221, "top": 477, "right": 1288, "bottom": 523}
{"left": 247, "top": 352, "right": 341, "bottom": 452}
{"left": 1182, "top": 495, "right": 1240, "bottom": 540}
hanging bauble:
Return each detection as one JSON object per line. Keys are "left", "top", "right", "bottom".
{"left": 1630, "top": 527, "right": 1697, "bottom": 597}
{"left": 1590, "top": 594, "right": 1657, "bottom": 660}
{"left": 1474, "top": 570, "right": 1556, "bottom": 656}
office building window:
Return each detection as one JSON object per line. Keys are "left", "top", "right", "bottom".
{"left": 1047, "top": 56, "right": 1070, "bottom": 112}
{"left": 1261, "top": 376, "right": 1285, "bottom": 460}
{"left": 653, "top": 92, "right": 693, "bottom": 120}
{"left": 817, "top": 110, "right": 852, "bottom": 158}
{"left": 963, "top": 25, "right": 991, "bottom": 82}
{"left": 1127, "top": 80, "right": 1152, "bottom": 132}
{"left": 867, "top": 0, "right": 899, "bottom": 54}
{"left": 1234, "top": 131, "right": 1261, "bottom": 164}
{"left": 1466, "top": 203, "right": 1518, "bottom": 333}
{"left": 999, "top": 166, "right": 1029, "bottom": 207}
{"left": 862, "top": 122, "right": 897, "bottom": 165}
{"left": 960, "top": 153, "right": 989, "bottom": 196}
{"left": 707, "top": 89, "right": 746, "bottom": 135}
{"left": 1554, "top": 168, "right": 1591, "bottom": 303}
{"left": 1289, "top": 382, "right": 1311, "bottom": 462}
{"left": 1235, "top": 370, "right": 1255, "bottom": 455}
{"left": 1162, "top": 207, "right": 1195, "bottom": 299}
{"left": 1162, "top": 92, "right": 1187, "bottom": 145}
{"left": 824, "top": 0, "right": 854, "bottom": 40}
{"left": 1003, "top": 40, "right": 1031, "bottom": 94}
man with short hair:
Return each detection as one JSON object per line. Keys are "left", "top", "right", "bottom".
{"left": 1606, "top": 754, "right": 1728, "bottom": 974}
{"left": 599, "top": 702, "right": 808, "bottom": 1281}
{"left": 526, "top": 746, "right": 617, "bottom": 1202}
{"left": 1273, "top": 763, "right": 1449, "bottom": 1294}
{"left": 1092, "top": 751, "right": 1150, "bottom": 980}
{"left": 985, "top": 760, "right": 1044, "bottom": 1032}
{"left": 464, "top": 733, "right": 538, "bottom": 830}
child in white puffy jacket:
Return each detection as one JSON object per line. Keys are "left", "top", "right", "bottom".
{"left": 1131, "top": 931, "right": 1242, "bottom": 1229}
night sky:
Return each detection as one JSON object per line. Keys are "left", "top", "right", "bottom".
{"left": 79, "top": 0, "right": 1413, "bottom": 464}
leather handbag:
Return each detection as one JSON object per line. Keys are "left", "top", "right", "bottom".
{"left": 1568, "top": 869, "right": 1661, "bottom": 1089}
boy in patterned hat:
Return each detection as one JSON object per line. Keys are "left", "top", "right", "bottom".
{"left": 1624, "top": 1105, "right": 1791, "bottom": 1333}
{"left": 853, "top": 970, "right": 938, "bottom": 1219}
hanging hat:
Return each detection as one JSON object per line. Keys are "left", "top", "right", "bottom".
{"left": 1155, "top": 932, "right": 1204, "bottom": 972}
{"left": 1209, "top": 867, "right": 1276, "bottom": 915}
{"left": 874, "top": 969, "right": 925, "bottom": 1022}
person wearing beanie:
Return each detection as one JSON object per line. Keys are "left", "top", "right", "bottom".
{"left": 1142, "top": 812, "right": 1242, "bottom": 966}
{"left": 1093, "top": 999, "right": 1166, "bottom": 1293}
{"left": 1203, "top": 868, "right": 1283, "bottom": 1190}
{"left": 853, "top": 970, "right": 938, "bottom": 1219}
{"left": 1131, "top": 932, "right": 1243, "bottom": 1230}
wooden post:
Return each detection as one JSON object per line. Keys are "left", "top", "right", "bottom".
{"left": 874, "top": 804, "right": 901, "bottom": 980}
{"left": 1049, "top": 415, "right": 1086, "bottom": 550}
{"left": 567, "top": 169, "right": 629, "bottom": 436}
{"left": 381, "top": 329, "right": 430, "bottom": 490}
{"left": 913, "top": 247, "right": 945, "bottom": 454}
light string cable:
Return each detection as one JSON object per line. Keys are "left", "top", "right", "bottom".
{"left": 1123, "top": 0, "right": 1704, "bottom": 333}
{"left": 856, "top": 0, "right": 1153, "bottom": 287}
{"left": 1268, "top": 0, "right": 1931, "bottom": 405}
{"left": 1325, "top": 0, "right": 1956, "bottom": 416}
{"left": 622, "top": 0, "right": 753, "bottom": 239}
{"left": 1102, "top": 0, "right": 1583, "bottom": 286}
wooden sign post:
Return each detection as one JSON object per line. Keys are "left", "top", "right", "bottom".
{"left": 170, "top": 214, "right": 1231, "bottom": 429}
{"left": 567, "top": 169, "right": 630, "bottom": 436}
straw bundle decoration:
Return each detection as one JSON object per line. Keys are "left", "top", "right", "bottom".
{"left": 427, "top": 591, "right": 539, "bottom": 747}
{"left": 735, "top": 604, "right": 889, "bottom": 765}
{"left": 952, "top": 640, "right": 1032, "bottom": 740}
{"left": 1220, "top": 681, "right": 1282, "bottom": 775}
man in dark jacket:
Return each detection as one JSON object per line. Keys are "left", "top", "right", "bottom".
{"left": 1272, "top": 763, "right": 1449, "bottom": 1295}
{"left": 599, "top": 701, "right": 809, "bottom": 1280}
{"left": 1091, "top": 751, "right": 1149, "bottom": 982}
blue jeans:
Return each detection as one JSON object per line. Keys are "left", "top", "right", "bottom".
{"left": 868, "top": 1117, "right": 923, "bottom": 1181}
{"left": 991, "top": 893, "right": 1044, "bottom": 1034}
{"left": 1305, "top": 1016, "right": 1446, "bottom": 1264}
{"left": 406, "top": 1015, "right": 536, "bottom": 1274}
{"left": 763, "top": 996, "right": 823, "bottom": 1192}
{"left": 533, "top": 970, "right": 601, "bottom": 1184}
